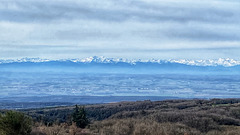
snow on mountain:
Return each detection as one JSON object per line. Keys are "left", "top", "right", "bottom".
{"left": 0, "top": 56, "right": 240, "bottom": 67}
{"left": 169, "top": 58, "right": 240, "bottom": 67}
{"left": 0, "top": 58, "right": 50, "bottom": 64}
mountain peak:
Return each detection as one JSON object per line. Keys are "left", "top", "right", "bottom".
{"left": 0, "top": 57, "right": 240, "bottom": 67}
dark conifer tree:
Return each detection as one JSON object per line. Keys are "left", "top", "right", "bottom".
{"left": 72, "top": 105, "right": 89, "bottom": 128}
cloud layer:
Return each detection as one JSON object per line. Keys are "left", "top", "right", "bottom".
{"left": 0, "top": 0, "right": 240, "bottom": 59}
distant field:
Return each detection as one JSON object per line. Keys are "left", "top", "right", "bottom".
{"left": 1, "top": 72, "right": 240, "bottom": 99}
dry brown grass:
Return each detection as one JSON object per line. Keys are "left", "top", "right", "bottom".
{"left": 206, "top": 126, "right": 240, "bottom": 135}
{"left": 31, "top": 123, "right": 90, "bottom": 135}
{"left": 31, "top": 121, "right": 240, "bottom": 135}
{"left": 90, "top": 118, "right": 202, "bottom": 135}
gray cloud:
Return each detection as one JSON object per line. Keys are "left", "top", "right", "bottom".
{"left": 165, "top": 27, "right": 240, "bottom": 41}
{"left": 0, "top": 0, "right": 240, "bottom": 59}
{"left": 2, "top": 45, "right": 240, "bottom": 60}
{"left": 0, "top": 0, "right": 239, "bottom": 24}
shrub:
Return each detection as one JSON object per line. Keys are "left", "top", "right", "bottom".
{"left": 0, "top": 111, "right": 32, "bottom": 135}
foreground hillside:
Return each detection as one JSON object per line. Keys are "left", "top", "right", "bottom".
{"left": 15, "top": 98, "right": 240, "bottom": 135}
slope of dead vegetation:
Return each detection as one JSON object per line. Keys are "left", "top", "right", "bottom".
{"left": 14, "top": 98, "right": 239, "bottom": 134}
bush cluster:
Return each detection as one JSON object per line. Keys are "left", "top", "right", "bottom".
{"left": 0, "top": 111, "right": 32, "bottom": 135}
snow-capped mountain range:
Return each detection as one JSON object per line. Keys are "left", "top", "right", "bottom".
{"left": 0, "top": 56, "right": 240, "bottom": 67}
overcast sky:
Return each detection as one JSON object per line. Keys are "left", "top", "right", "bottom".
{"left": 0, "top": 0, "right": 240, "bottom": 60}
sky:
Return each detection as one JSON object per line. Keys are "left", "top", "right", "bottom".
{"left": 0, "top": 0, "right": 240, "bottom": 60}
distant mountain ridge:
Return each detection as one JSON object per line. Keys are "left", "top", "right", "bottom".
{"left": 0, "top": 56, "right": 240, "bottom": 74}
{"left": 1, "top": 56, "right": 240, "bottom": 67}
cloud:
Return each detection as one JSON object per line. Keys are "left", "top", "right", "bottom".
{"left": 0, "top": 0, "right": 240, "bottom": 59}
{"left": 0, "top": 0, "right": 239, "bottom": 24}
{"left": 2, "top": 44, "right": 240, "bottom": 60}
